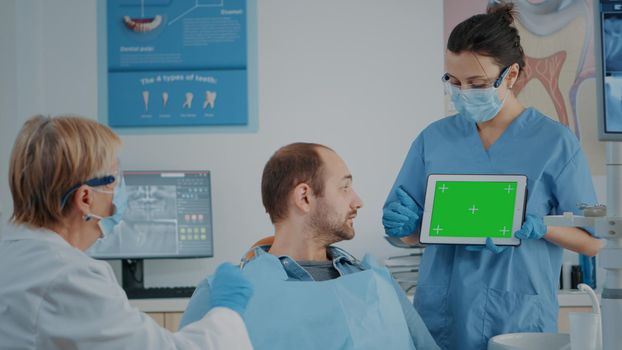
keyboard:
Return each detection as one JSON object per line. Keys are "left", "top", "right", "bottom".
{"left": 125, "top": 286, "right": 196, "bottom": 299}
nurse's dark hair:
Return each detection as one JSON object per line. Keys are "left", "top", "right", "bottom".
{"left": 261, "top": 143, "right": 333, "bottom": 224}
{"left": 447, "top": 2, "right": 525, "bottom": 74}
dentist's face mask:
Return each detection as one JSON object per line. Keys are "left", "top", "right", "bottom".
{"left": 61, "top": 173, "right": 128, "bottom": 239}
{"left": 89, "top": 177, "right": 127, "bottom": 238}
{"left": 444, "top": 66, "right": 511, "bottom": 123}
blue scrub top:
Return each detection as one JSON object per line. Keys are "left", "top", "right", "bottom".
{"left": 385, "top": 108, "right": 597, "bottom": 350}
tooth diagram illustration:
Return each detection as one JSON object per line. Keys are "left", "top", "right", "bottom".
{"left": 203, "top": 91, "right": 217, "bottom": 109}
{"left": 162, "top": 92, "right": 168, "bottom": 109}
{"left": 142, "top": 91, "right": 149, "bottom": 112}
{"left": 183, "top": 92, "right": 194, "bottom": 109}
{"left": 123, "top": 15, "right": 162, "bottom": 33}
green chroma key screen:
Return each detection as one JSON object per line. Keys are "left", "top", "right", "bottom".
{"left": 429, "top": 181, "right": 517, "bottom": 238}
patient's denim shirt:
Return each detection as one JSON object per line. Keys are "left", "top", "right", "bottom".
{"left": 247, "top": 245, "right": 363, "bottom": 280}
{"left": 246, "top": 245, "right": 440, "bottom": 350}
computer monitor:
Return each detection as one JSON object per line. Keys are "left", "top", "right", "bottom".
{"left": 595, "top": 1, "right": 622, "bottom": 140}
{"left": 87, "top": 170, "right": 213, "bottom": 297}
{"left": 88, "top": 170, "right": 214, "bottom": 259}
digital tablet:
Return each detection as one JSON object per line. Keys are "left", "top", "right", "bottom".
{"left": 419, "top": 174, "right": 527, "bottom": 246}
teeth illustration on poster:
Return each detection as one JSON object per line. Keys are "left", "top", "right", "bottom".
{"left": 123, "top": 15, "right": 163, "bottom": 33}
{"left": 162, "top": 91, "right": 168, "bottom": 109}
{"left": 142, "top": 91, "right": 149, "bottom": 111}
{"left": 203, "top": 91, "right": 216, "bottom": 109}
{"left": 182, "top": 92, "right": 193, "bottom": 109}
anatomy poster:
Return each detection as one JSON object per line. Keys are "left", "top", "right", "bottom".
{"left": 107, "top": 0, "right": 248, "bottom": 127}
{"left": 443, "top": 0, "right": 605, "bottom": 174}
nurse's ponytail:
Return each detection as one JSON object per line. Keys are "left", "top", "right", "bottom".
{"left": 488, "top": 2, "right": 516, "bottom": 26}
{"left": 447, "top": 1, "right": 525, "bottom": 75}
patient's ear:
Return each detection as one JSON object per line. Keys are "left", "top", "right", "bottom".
{"left": 292, "top": 183, "right": 312, "bottom": 214}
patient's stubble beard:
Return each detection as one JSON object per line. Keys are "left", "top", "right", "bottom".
{"left": 309, "top": 198, "right": 355, "bottom": 245}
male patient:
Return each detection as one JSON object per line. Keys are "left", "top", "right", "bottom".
{"left": 180, "top": 143, "right": 438, "bottom": 350}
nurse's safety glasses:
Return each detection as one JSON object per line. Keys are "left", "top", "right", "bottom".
{"left": 442, "top": 66, "right": 510, "bottom": 91}
{"left": 60, "top": 171, "right": 121, "bottom": 209}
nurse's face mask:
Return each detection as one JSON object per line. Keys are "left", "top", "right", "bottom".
{"left": 443, "top": 65, "right": 511, "bottom": 123}
{"left": 60, "top": 172, "right": 128, "bottom": 239}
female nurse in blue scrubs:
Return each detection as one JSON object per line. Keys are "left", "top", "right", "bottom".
{"left": 382, "top": 4, "right": 604, "bottom": 350}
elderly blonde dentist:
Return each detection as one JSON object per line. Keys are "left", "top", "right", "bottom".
{"left": 0, "top": 115, "right": 253, "bottom": 350}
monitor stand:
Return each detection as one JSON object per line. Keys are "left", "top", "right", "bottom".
{"left": 121, "top": 259, "right": 145, "bottom": 292}
{"left": 120, "top": 259, "right": 196, "bottom": 299}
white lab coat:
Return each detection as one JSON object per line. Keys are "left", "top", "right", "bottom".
{"left": 0, "top": 224, "right": 253, "bottom": 350}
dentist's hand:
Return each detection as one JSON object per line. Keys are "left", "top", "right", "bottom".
{"left": 383, "top": 187, "right": 420, "bottom": 237}
{"left": 465, "top": 237, "right": 508, "bottom": 254}
{"left": 515, "top": 214, "right": 548, "bottom": 240}
{"left": 208, "top": 263, "right": 253, "bottom": 315}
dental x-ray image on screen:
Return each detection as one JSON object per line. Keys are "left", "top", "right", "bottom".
{"left": 88, "top": 170, "right": 213, "bottom": 259}
{"left": 605, "top": 14, "right": 622, "bottom": 72}
{"left": 599, "top": 10, "right": 622, "bottom": 137}
{"left": 126, "top": 185, "right": 177, "bottom": 221}
{"left": 605, "top": 77, "right": 622, "bottom": 132}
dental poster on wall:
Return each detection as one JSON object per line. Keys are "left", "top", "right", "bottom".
{"left": 107, "top": 0, "right": 248, "bottom": 127}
